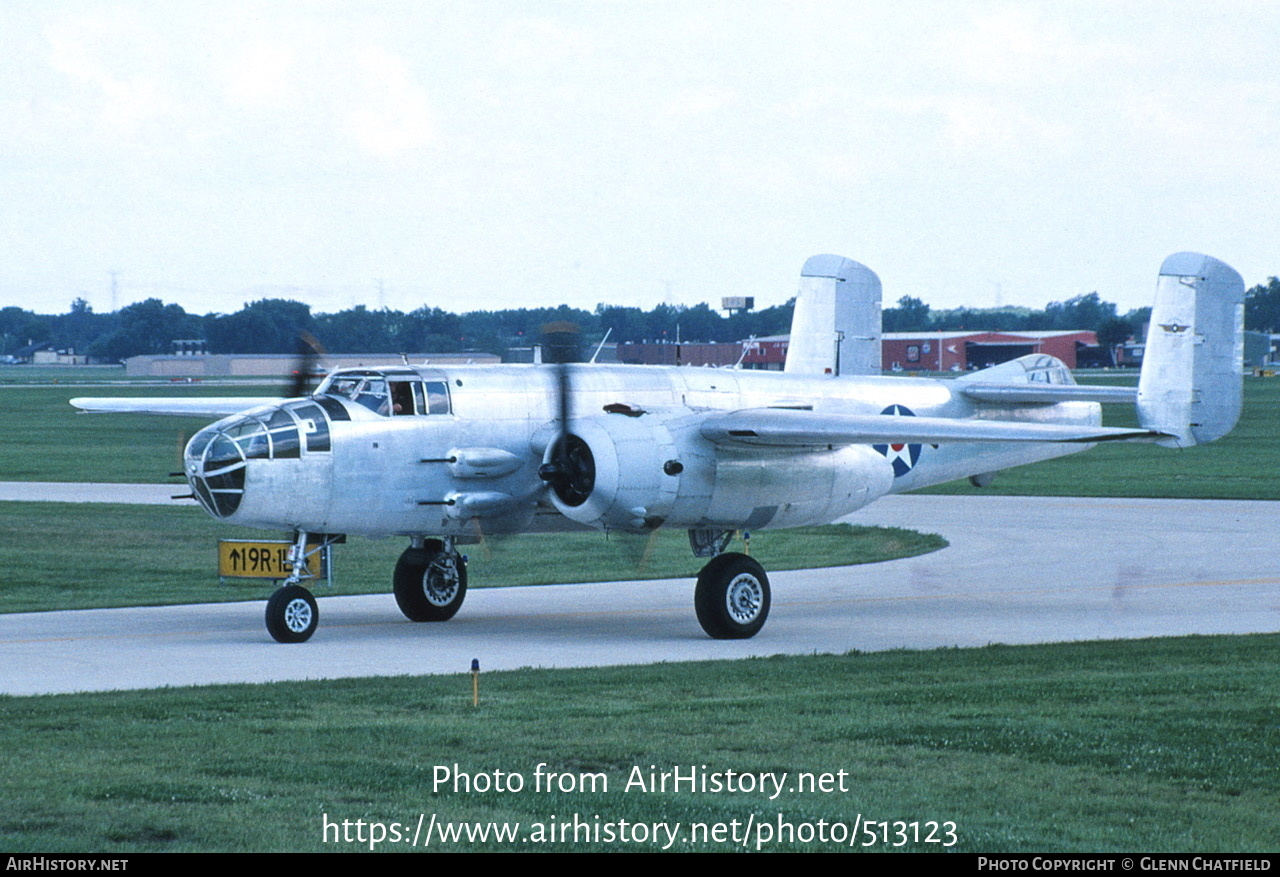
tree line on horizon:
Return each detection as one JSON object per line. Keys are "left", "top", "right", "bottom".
{"left": 3, "top": 278, "right": 1279, "bottom": 362}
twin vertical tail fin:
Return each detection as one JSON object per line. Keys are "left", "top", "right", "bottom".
{"left": 784, "top": 255, "right": 882, "bottom": 377}
{"left": 783, "top": 250, "right": 1243, "bottom": 447}
{"left": 1137, "top": 252, "right": 1244, "bottom": 448}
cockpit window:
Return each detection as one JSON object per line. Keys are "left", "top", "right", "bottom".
{"left": 389, "top": 381, "right": 415, "bottom": 415}
{"left": 320, "top": 375, "right": 390, "bottom": 413}
{"left": 318, "top": 373, "right": 451, "bottom": 417}
{"left": 355, "top": 379, "right": 389, "bottom": 413}
{"left": 289, "top": 402, "right": 331, "bottom": 452}
{"left": 324, "top": 377, "right": 363, "bottom": 399}
{"left": 425, "top": 381, "right": 450, "bottom": 415}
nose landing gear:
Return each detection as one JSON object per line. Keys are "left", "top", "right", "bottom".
{"left": 265, "top": 585, "right": 318, "bottom": 643}
{"left": 263, "top": 531, "right": 336, "bottom": 643}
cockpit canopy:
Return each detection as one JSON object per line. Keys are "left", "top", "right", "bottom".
{"left": 185, "top": 400, "right": 334, "bottom": 518}
{"left": 316, "top": 369, "right": 451, "bottom": 417}
{"left": 185, "top": 368, "right": 455, "bottom": 519}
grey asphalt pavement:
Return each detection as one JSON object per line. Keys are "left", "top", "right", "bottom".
{"left": 0, "top": 482, "right": 196, "bottom": 504}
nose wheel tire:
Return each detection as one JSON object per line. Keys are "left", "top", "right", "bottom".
{"left": 266, "top": 585, "right": 318, "bottom": 643}
{"left": 394, "top": 540, "right": 467, "bottom": 622}
{"left": 694, "top": 552, "right": 770, "bottom": 639}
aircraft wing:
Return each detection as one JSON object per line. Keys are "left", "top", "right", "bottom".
{"left": 957, "top": 383, "right": 1138, "bottom": 404}
{"left": 699, "top": 408, "right": 1170, "bottom": 448}
{"left": 69, "top": 397, "right": 284, "bottom": 418}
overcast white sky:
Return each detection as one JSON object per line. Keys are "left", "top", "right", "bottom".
{"left": 1, "top": 1, "right": 1276, "bottom": 318}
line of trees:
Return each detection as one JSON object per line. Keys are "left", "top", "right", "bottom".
{"left": 0, "top": 298, "right": 797, "bottom": 361}
{"left": 4, "top": 279, "right": 1278, "bottom": 362}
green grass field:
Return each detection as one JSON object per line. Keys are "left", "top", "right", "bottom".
{"left": 919, "top": 374, "right": 1279, "bottom": 499}
{"left": 0, "top": 380, "right": 277, "bottom": 483}
{"left": 2, "top": 635, "right": 1275, "bottom": 852}
{"left": 0, "top": 502, "right": 943, "bottom": 613}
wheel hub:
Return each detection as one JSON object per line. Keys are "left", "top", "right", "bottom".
{"left": 725, "top": 574, "right": 763, "bottom": 623}
{"left": 283, "top": 598, "right": 313, "bottom": 633}
{"left": 424, "top": 560, "right": 460, "bottom": 607}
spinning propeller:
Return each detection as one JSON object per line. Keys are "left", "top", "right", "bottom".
{"left": 536, "top": 322, "right": 595, "bottom": 508}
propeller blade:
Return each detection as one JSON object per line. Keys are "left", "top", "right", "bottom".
{"left": 288, "top": 330, "right": 327, "bottom": 398}
{"left": 537, "top": 322, "right": 593, "bottom": 506}
{"left": 540, "top": 321, "right": 582, "bottom": 365}
{"left": 540, "top": 320, "right": 581, "bottom": 430}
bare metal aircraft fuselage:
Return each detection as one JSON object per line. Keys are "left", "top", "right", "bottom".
{"left": 188, "top": 359, "right": 1097, "bottom": 539}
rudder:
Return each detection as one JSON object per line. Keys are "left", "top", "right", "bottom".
{"left": 784, "top": 255, "right": 882, "bottom": 376}
{"left": 1136, "top": 252, "right": 1244, "bottom": 447}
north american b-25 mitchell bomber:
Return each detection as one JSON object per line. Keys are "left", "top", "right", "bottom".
{"left": 72, "top": 252, "right": 1244, "bottom": 643}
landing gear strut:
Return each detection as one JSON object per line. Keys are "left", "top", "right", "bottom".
{"left": 394, "top": 537, "right": 467, "bottom": 622}
{"left": 694, "top": 552, "right": 771, "bottom": 639}
{"left": 265, "top": 531, "right": 323, "bottom": 643}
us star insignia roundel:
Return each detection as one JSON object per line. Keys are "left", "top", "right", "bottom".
{"left": 873, "top": 404, "right": 922, "bottom": 477}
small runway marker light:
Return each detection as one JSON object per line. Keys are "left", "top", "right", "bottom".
{"left": 471, "top": 658, "right": 480, "bottom": 707}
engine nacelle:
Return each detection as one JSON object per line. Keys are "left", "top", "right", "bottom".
{"left": 541, "top": 412, "right": 895, "bottom": 532}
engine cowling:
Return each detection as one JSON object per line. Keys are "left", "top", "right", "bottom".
{"left": 540, "top": 411, "right": 895, "bottom": 532}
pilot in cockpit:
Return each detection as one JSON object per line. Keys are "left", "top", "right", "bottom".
{"left": 387, "top": 381, "right": 415, "bottom": 415}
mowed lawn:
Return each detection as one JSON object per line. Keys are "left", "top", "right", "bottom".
{"left": 0, "top": 502, "right": 943, "bottom": 613}
{"left": 1, "top": 635, "right": 1276, "bottom": 852}
{"left": 918, "top": 374, "right": 1279, "bottom": 500}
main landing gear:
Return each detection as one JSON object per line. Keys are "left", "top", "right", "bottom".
{"left": 393, "top": 537, "right": 467, "bottom": 622}
{"left": 263, "top": 530, "right": 769, "bottom": 642}
{"left": 688, "top": 529, "right": 771, "bottom": 639}
{"left": 693, "top": 552, "right": 771, "bottom": 639}
{"left": 387, "top": 534, "right": 768, "bottom": 639}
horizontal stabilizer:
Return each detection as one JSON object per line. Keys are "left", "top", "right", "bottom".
{"left": 953, "top": 353, "right": 1136, "bottom": 404}
{"left": 959, "top": 383, "right": 1137, "bottom": 404}
{"left": 700, "top": 408, "right": 1171, "bottom": 448}
{"left": 70, "top": 397, "right": 284, "bottom": 418}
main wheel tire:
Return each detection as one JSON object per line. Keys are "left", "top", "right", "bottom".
{"left": 694, "top": 552, "right": 770, "bottom": 639}
{"left": 394, "top": 540, "right": 467, "bottom": 622}
{"left": 265, "top": 585, "right": 318, "bottom": 643}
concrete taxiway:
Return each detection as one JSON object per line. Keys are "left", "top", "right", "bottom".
{"left": 0, "top": 491, "right": 1276, "bottom": 695}
{"left": 0, "top": 481, "right": 195, "bottom": 504}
